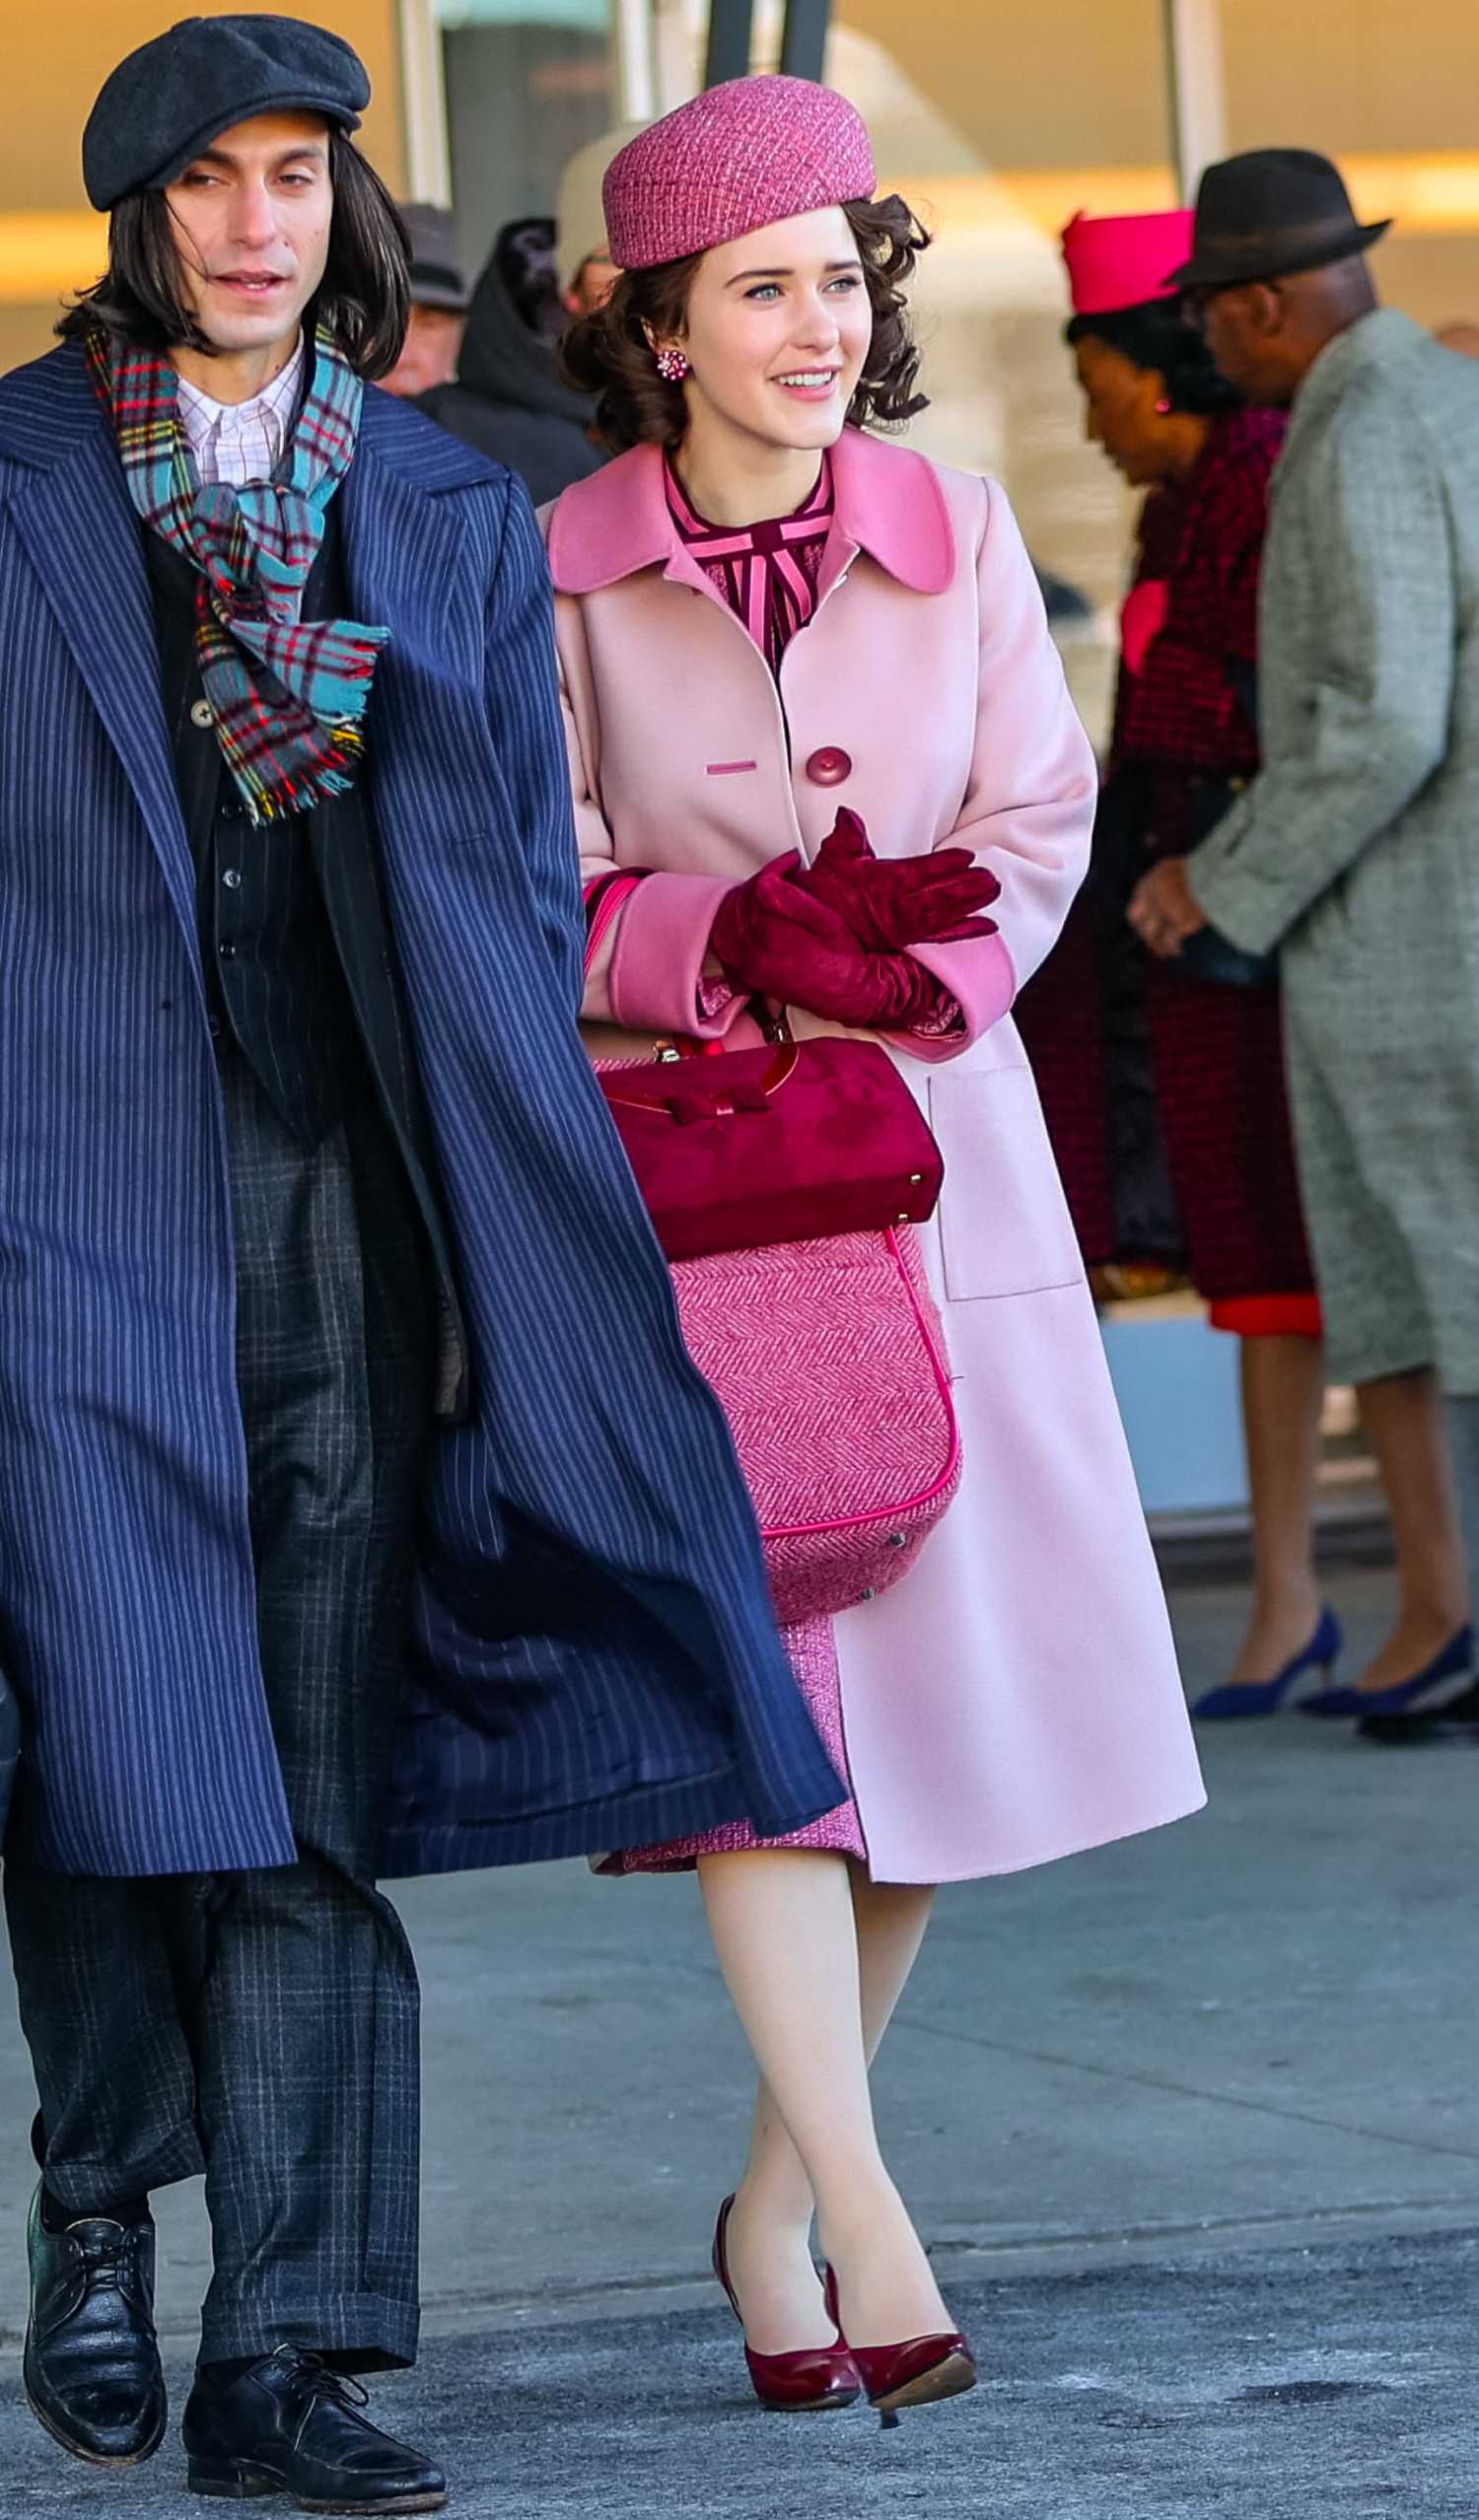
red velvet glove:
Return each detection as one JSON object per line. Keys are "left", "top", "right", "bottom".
{"left": 710, "top": 852, "right": 949, "bottom": 1027}
{"left": 804, "top": 808, "right": 1000, "bottom": 949}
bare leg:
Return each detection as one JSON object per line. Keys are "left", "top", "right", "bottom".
{"left": 1226, "top": 1334, "right": 1326, "bottom": 1684}
{"left": 698, "top": 1851, "right": 949, "bottom": 2353}
{"left": 1442, "top": 1396, "right": 1479, "bottom": 1657}
{"left": 720, "top": 1872, "right": 936, "bottom": 2348}
{"left": 1352, "top": 1367, "right": 1469, "bottom": 1692}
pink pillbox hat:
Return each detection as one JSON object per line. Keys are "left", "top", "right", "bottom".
{"left": 1061, "top": 209, "right": 1196, "bottom": 316}
{"left": 602, "top": 74, "right": 877, "bottom": 273}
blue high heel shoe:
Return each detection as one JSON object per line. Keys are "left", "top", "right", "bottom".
{"left": 1190, "top": 1604, "right": 1343, "bottom": 1719}
{"left": 1300, "top": 1623, "right": 1473, "bottom": 1718}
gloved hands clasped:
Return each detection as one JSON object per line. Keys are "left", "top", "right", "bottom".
{"left": 708, "top": 810, "right": 1000, "bottom": 1028}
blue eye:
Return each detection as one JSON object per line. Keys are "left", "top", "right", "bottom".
{"left": 745, "top": 283, "right": 782, "bottom": 302}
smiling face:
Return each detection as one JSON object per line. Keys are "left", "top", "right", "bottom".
{"left": 163, "top": 110, "right": 334, "bottom": 360}
{"left": 661, "top": 205, "right": 874, "bottom": 457}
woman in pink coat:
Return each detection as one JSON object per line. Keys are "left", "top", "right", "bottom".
{"left": 546, "top": 77, "right": 1206, "bottom": 2422}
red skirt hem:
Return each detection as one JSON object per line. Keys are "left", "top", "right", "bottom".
{"left": 1207, "top": 1293, "right": 1324, "bottom": 1338}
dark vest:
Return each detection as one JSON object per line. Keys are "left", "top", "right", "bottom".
{"left": 146, "top": 508, "right": 469, "bottom": 1418}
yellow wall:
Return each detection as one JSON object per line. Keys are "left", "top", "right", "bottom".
{"left": 837, "top": 0, "right": 1479, "bottom": 324}
{"left": 1222, "top": 0, "right": 1479, "bottom": 157}
{"left": 0, "top": 0, "right": 405, "bottom": 374}
{"left": 839, "top": 0, "right": 1169, "bottom": 170}
{"left": 1222, "top": 0, "right": 1479, "bottom": 324}
{"left": 5, "top": 0, "right": 1479, "bottom": 373}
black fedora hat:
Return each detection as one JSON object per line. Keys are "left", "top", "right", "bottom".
{"left": 1166, "top": 149, "right": 1390, "bottom": 292}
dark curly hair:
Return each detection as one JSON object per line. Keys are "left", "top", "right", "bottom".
{"left": 57, "top": 132, "right": 409, "bottom": 383}
{"left": 563, "top": 193, "right": 931, "bottom": 454}
{"left": 1065, "top": 296, "right": 1239, "bottom": 417}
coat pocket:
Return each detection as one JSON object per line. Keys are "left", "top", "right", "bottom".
{"left": 927, "top": 1066, "right": 1085, "bottom": 1302}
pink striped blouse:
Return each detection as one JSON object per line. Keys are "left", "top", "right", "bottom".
{"left": 665, "top": 455, "right": 833, "bottom": 675}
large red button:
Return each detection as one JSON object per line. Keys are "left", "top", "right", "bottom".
{"left": 805, "top": 745, "right": 853, "bottom": 786}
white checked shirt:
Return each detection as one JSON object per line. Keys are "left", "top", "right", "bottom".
{"left": 175, "top": 335, "right": 306, "bottom": 487}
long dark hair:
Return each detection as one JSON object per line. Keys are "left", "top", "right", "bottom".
{"left": 57, "top": 132, "right": 409, "bottom": 381}
{"left": 1065, "top": 297, "right": 1238, "bottom": 416}
{"left": 563, "top": 193, "right": 932, "bottom": 454}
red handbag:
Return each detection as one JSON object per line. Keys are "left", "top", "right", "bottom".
{"left": 596, "top": 1036, "right": 943, "bottom": 1263}
{"left": 583, "top": 874, "right": 962, "bottom": 1621}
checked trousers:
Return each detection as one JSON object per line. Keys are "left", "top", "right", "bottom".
{"left": 6, "top": 1036, "right": 435, "bottom": 2371}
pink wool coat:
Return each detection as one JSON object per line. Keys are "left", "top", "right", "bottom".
{"left": 542, "top": 426, "right": 1205, "bottom": 1881}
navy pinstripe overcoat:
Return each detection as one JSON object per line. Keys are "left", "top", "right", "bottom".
{"left": 0, "top": 344, "right": 841, "bottom": 1880}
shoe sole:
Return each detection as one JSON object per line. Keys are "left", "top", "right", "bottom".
{"left": 873, "top": 2350, "right": 978, "bottom": 2418}
{"left": 186, "top": 2468, "right": 448, "bottom": 2513}
{"left": 24, "top": 2372, "right": 167, "bottom": 2470}
{"left": 757, "top": 2388, "right": 862, "bottom": 2414}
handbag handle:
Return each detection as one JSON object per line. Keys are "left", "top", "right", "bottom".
{"left": 601, "top": 1041, "right": 800, "bottom": 1121}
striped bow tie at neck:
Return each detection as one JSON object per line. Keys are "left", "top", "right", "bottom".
{"left": 88, "top": 324, "right": 388, "bottom": 825}
{"left": 666, "top": 455, "right": 833, "bottom": 675}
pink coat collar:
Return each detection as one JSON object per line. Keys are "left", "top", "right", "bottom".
{"left": 546, "top": 426, "right": 955, "bottom": 597}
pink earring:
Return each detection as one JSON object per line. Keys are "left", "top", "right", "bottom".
{"left": 655, "top": 347, "right": 691, "bottom": 383}
{"left": 1156, "top": 395, "right": 1172, "bottom": 415}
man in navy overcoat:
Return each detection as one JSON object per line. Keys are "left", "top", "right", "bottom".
{"left": 0, "top": 18, "right": 837, "bottom": 2506}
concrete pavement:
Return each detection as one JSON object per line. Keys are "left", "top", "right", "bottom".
{"left": 2, "top": 1564, "right": 1476, "bottom": 2514}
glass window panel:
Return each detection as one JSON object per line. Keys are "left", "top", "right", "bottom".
{"left": 435, "top": 0, "right": 617, "bottom": 278}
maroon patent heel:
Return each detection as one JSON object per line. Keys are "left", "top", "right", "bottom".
{"left": 823, "top": 2263, "right": 977, "bottom": 2428}
{"left": 712, "top": 2198, "right": 861, "bottom": 2413}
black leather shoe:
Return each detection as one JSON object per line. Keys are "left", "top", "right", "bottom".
{"left": 181, "top": 2344, "right": 448, "bottom": 2511}
{"left": 23, "top": 2184, "right": 168, "bottom": 2467}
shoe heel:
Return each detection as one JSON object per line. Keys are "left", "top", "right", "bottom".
{"left": 187, "top": 2457, "right": 279, "bottom": 2499}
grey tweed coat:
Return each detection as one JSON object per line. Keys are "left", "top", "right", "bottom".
{"left": 1190, "top": 309, "right": 1479, "bottom": 1392}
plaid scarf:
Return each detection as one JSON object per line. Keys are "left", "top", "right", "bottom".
{"left": 88, "top": 324, "right": 387, "bottom": 824}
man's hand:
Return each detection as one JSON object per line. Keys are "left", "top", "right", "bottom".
{"left": 1128, "top": 856, "right": 1210, "bottom": 958}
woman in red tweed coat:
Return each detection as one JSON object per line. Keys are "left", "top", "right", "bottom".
{"left": 1018, "top": 210, "right": 1334, "bottom": 1715}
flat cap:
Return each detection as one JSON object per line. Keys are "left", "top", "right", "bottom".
{"left": 398, "top": 201, "right": 469, "bottom": 311}
{"left": 83, "top": 14, "right": 370, "bottom": 213}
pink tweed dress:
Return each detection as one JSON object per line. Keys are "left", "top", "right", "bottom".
{"left": 606, "top": 458, "right": 869, "bottom": 1876}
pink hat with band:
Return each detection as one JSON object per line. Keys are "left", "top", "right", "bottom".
{"left": 602, "top": 75, "right": 876, "bottom": 273}
{"left": 1061, "top": 209, "right": 1195, "bottom": 315}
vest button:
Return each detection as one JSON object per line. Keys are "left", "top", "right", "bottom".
{"left": 190, "top": 699, "right": 214, "bottom": 730}
{"left": 222, "top": 868, "right": 243, "bottom": 890}
{"left": 805, "top": 746, "right": 852, "bottom": 786}
{"left": 219, "top": 942, "right": 237, "bottom": 961}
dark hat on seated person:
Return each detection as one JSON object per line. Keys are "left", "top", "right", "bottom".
{"left": 83, "top": 14, "right": 371, "bottom": 213}
{"left": 398, "top": 202, "right": 470, "bottom": 312}
{"left": 1166, "top": 149, "right": 1390, "bottom": 292}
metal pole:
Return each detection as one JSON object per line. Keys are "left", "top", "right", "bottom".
{"left": 779, "top": 0, "right": 832, "bottom": 82}
{"left": 1162, "top": 0, "right": 1229, "bottom": 202}
{"left": 612, "top": 0, "right": 658, "bottom": 119}
{"left": 704, "top": 0, "right": 755, "bottom": 89}
{"left": 397, "top": 0, "right": 453, "bottom": 205}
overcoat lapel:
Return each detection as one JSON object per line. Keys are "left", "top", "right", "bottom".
{"left": 10, "top": 426, "right": 200, "bottom": 969}
{"left": 337, "top": 435, "right": 475, "bottom": 683}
